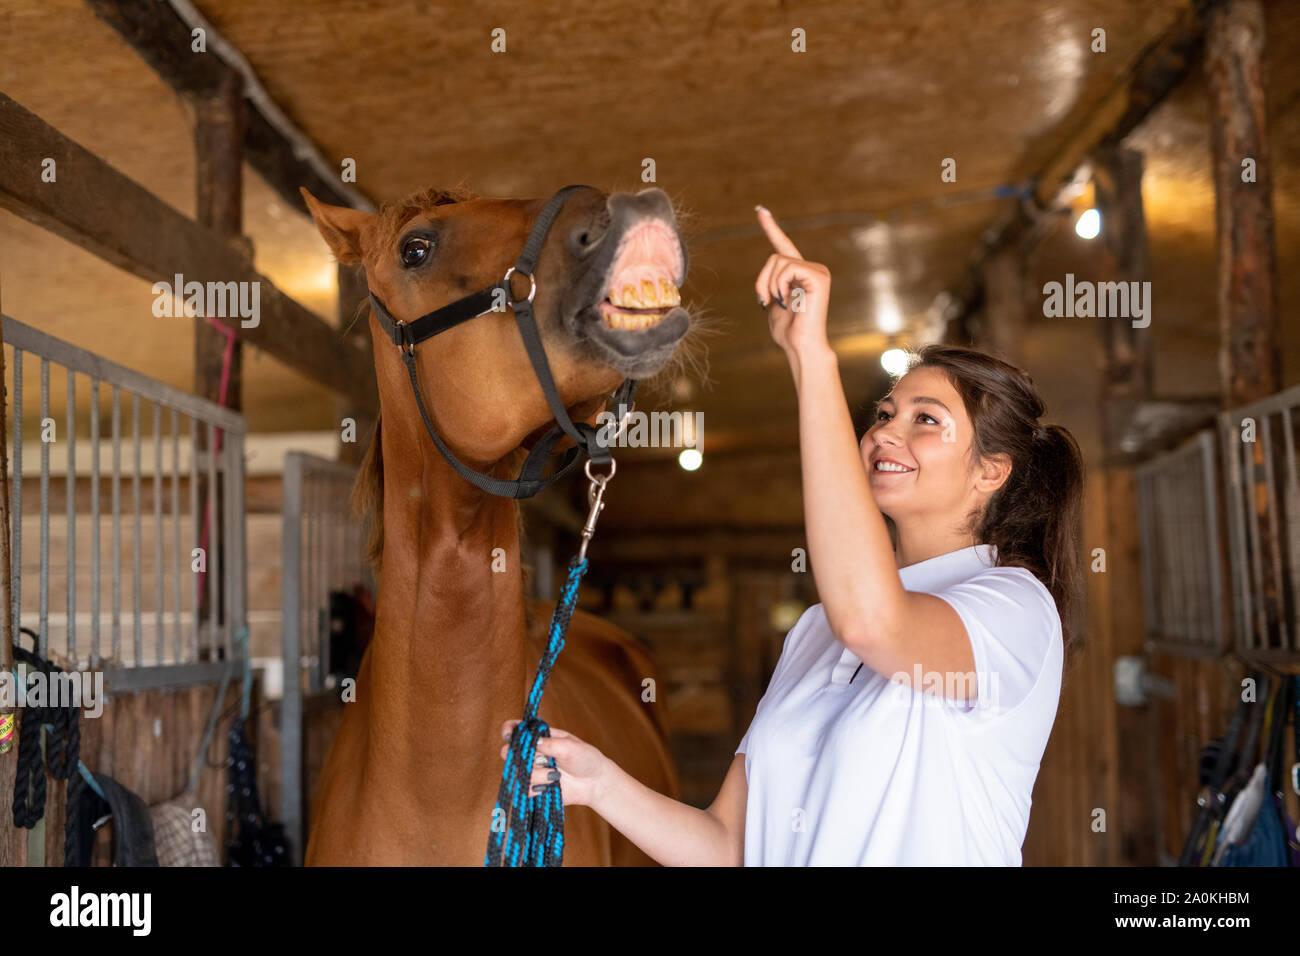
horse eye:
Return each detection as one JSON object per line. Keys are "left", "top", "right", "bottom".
{"left": 401, "top": 236, "right": 431, "bottom": 267}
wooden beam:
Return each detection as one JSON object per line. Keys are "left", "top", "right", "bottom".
{"left": 1206, "top": 0, "right": 1280, "bottom": 405}
{"left": 86, "top": 0, "right": 363, "bottom": 214}
{"left": 0, "top": 93, "right": 377, "bottom": 413}
{"left": 243, "top": 108, "right": 359, "bottom": 218}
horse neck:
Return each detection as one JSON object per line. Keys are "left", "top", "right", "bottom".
{"left": 367, "top": 414, "right": 530, "bottom": 759}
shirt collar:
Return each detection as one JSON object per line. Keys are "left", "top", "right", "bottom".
{"left": 897, "top": 543, "right": 996, "bottom": 593}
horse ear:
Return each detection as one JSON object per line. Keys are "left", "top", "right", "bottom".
{"left": 301, "top": 187, "right": 370, "bottom": 265}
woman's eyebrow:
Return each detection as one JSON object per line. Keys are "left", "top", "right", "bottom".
{"left": 910, "top": 396, "right": 952, "bottom": 413}
{"left": 876, "top": 395, "right": 951, "bottom": 414}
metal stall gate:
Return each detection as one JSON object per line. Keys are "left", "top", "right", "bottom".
{"left": 280, "top": 451, "right": 371, "bottom": 864}
{"left": 1136, "top": 431, "right": 1227, "bottom": 656}
{"left": 5, "top": 314, "right": 248, "bottom": 687}
{"left": 1220, "top": 384, "right": 1300, "bottom": 661}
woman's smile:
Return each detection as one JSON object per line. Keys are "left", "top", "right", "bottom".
{"left": 870, "top": 456, "right": 916, "bottom": 476}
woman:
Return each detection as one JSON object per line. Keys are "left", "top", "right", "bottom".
{"left": 501, "top": 205, "right": 1084, "bottom": 866}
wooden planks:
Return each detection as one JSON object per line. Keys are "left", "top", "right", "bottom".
{"left": 0, "top": 678, "right": 257, "bottom": 866}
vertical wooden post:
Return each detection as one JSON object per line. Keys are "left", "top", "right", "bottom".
{"left": 335, "top": 262, "right": 374, "bottom": 466}
{"left": 980, "top": 246, "right": 1028, "bottom": 365}
{"left": 1206, "top": 0, "right": 1280, "bottom": 713}
{"left": 1206, "top": 0, "right": 1279, "bottom": 405}
{"left": 1091, "top": 144, "right": 1153, "bottom": 399}
{"left": 192, "top": 69, "right": 245, "bottom": 652}
{"left": 1089, "top": 144, "right": 1158, "bottom": 865}
{"left": 0, "top": 277, "right": 19, "bottom": 867}
{"left": 193, "top": 69, "right": 246, "bottom": 408}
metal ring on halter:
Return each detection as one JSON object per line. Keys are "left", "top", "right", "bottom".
{"left": 585, "top": 458, "right": 616, "bottom": 483}
{"left": 503, "top": 267, "right": 537, "bottom": 304}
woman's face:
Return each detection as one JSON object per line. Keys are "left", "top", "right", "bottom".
{"left": 861, "top": 365, "right": 989, "bottom": 525}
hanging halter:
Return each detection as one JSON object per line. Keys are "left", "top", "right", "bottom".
{"left": 367, "top": 183, "right": 637, "bottom": 499}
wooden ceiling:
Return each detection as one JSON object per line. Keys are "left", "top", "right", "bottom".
{"left": 2, "top": 0, "right": 1298, "bottom": 466}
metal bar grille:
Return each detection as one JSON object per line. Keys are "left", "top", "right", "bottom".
{"left": 1136, "top": 431, "right": 1226, "bottom": 656}
{"left": 279, "top": 451, "right": 372, "bottom": 866}
{"left": 1220, "top": 384, "right": 1300, "bottom": 660}
{"left": 4, "top": 315, "right": 247, "bottom": 690}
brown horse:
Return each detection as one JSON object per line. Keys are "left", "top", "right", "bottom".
{"left": 300, "top": 183, "right": 691, "bottom": 864}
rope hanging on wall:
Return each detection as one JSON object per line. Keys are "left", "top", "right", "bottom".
{"left": 9, "top": 628, "right": 82, "bottom": 865}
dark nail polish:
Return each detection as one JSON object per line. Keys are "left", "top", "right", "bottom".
{"left": 531, "top": 784, "right": 544, "bottom": 793}
{"left": 547, "top": 770, "right": 560, "bottom": 782}
{"left": 774, "top": 294, "right": 786, "bottom": 309}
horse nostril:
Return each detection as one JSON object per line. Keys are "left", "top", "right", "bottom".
{"left": 572, "top": 213, "right": 610, "bottom": 252}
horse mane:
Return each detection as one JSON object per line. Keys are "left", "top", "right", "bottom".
{"left": 373, "top": 181, "right": 480, "bottom": 253}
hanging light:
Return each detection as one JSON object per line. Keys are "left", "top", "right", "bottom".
{"left": 880, "top": 347, "right": 909, "bottom": 377}
{"left": 678, "top": 448, "right": 702, "bottom": 471}
{"left": 1075, "top": 208, "right": 1101, "bottom": 239}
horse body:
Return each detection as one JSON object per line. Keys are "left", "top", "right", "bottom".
{"left": 300, "top": 184, "right": 689, "bottom": 865}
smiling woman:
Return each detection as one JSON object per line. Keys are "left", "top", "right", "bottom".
{"left": 725, "top": 338, "right": 1084, "bottom": 864}
{"left": 514, "top": 206, "right": 1085, "bottom": 866}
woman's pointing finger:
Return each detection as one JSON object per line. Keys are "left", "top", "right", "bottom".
{"left": 756, "top": 205, "right": 802, "bottom": 259}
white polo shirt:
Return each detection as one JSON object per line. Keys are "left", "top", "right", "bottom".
{"left": 735, "top": 544, "right": 1062, "bottom": 866}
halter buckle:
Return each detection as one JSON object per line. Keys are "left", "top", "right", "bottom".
{"left": 503, "top": 267, "right": 537, "bottom": 305}
{"left": 393, "top": 319, "right": 415, "bottom": 356}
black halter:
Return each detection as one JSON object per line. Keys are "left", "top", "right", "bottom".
{"left": 368, "top": 184, "right": 637, "bottom": 499}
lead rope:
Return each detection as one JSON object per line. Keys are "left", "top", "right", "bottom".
{"left": 485, "top": 460, "right": 615, "bottom": 867}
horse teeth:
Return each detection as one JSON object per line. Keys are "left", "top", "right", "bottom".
{"left": 607, "top": 278, "right": 680, "bottom": 308}
{"left": 602, "top": 307, "right": 666, "bottom": 331}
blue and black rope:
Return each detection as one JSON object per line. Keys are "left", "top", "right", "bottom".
{"left": 485, "top": 554, "right": 588, "bottom": 867}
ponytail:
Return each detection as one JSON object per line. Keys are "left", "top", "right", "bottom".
{"left": 908, "top": 346, "right": 1086, "bottom": 652}
{"left": 1007, "top": 424, "right": 1085, "bottom": 650}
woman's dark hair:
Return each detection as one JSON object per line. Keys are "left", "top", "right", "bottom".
{"left": 905, "top": 344, "right": 1085, "bottom": 652}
